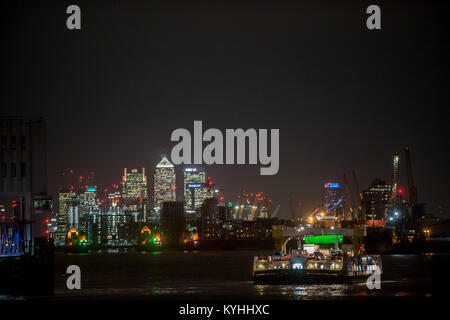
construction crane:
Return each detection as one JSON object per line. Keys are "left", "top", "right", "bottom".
{"left": 270, "top": 204, "right": 280, "bottom": 218}
{"left": 404, "top": 147, "right": 418, "bottom": 217}
{"left": 344, "top": 173, "right": 356, "bottom": 221}
{"left": 352, "top": 170, "right": 365, "bottom": 219}
{"left": 288, "top": 198, "right": 296, "bottom": 221}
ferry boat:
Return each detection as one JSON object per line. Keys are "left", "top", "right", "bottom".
{"left": 252, "top": 228, "right": 382, "bottom": 284}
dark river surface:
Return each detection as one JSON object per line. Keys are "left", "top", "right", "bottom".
{"left": 35, "top": 249, "right": 449, "bottom": 299}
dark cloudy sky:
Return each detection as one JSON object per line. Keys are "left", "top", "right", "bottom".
{"left": 1, "top": 0, "right": 449, "bottom": 218}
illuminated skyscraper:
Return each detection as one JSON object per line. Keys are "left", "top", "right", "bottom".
{"left": 122, "top": 168, "right": 147, "bottom": 220}
{"left": 79, "top": 186, "right": 98, "bottom": 214}
{"left": 122, "top": 168, "right": 147, "bottom": 200}
{"left": 154, "top": 157, "right": 176, "bottom": 211}
{"left": 184, "top": 167, "right": 214, "bottom": 212}
{"left": 66, "top": 199, "right": 80, "bottom": 230}
{"left": 57, "top": 191, "right": 76, "bottom": 241}
{"left": 108, "top": 190, "right": 122, "bottom": 209}
{"left": 362, "top": 179, "right": 392, "bottom": 221}
{"left": 78, "top": 186, "right": 99, "bottom": 234}
{"left": 323, "top": 182, "right": 344, "bottom": 217}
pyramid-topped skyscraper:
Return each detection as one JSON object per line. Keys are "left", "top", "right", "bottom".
{"left": 154, "top": 156, "right": 176, "bottom": 210}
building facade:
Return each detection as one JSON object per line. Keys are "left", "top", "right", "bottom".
{"left": 0, "top": 118, "right": 50, "bottom": 255}
{"left": 184, "top": 167, "right": 214, "bottom": 212}
{"left": 153, "top": 157, "right": 176, "bottom": 211}
{"left": 361, "top": 179, "right": 392, "bottom": 221}
{"left": 161, "top": 201, "right": 185, "bottom": 246}
{"left": 323, "top": 182, "right": 344, "bottom": 218}
{"left": 122, "top": 167, "right": 147, "bottom": 221}
{"left": 56, "top": 191, "right": 76, "bottom": 242}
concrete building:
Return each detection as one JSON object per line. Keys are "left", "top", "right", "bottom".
{"left": 0, "top": 117, "right": 51, "bottom": 255}
{"left": 161, "top": 201, "right": 185, "bottom": 246}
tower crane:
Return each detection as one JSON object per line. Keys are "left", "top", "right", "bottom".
{"left": 288, "top": 198, "right": 296, "bottom": 221}
{"left": 344, "top": 173, "right": 356, "bottom": 221}
{"left": 352, "top": 170, "right": 365, "bottom": 219}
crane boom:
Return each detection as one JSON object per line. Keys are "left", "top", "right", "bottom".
{"left": 270, "top": 204, "right": 280, "bottom": 218}
{"left": 344, "top": 173, "right": 356, "bottom": 220}
{"left": 352, "top": 170, "right": 365, "bottom": 219}
{"left": 288, "top": 198, "right": 296, "bottom": 221}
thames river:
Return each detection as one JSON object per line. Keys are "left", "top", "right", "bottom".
{"left": 45, "top": 249, "right": 450, "bottom": 299}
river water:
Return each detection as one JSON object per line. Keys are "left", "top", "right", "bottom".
{"left": 43, "top": 249, "right": 449, "bottom": 299}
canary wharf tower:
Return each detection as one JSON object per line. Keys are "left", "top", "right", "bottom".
{"left": 154, "top": 156, "right": 176, "bottom": 211}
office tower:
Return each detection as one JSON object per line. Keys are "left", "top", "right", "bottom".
{"left": 323, "top": 182, "right": 344, "bottom": 217}
{"left": 184, "top": 167, "right": 214, "bottom": 212}
{"left": 107, "top": 190, "right": 122, "bottom": 209}
{"left": 57, "top": 191, "right": 76, "bottom": 242}
{"left": 122, "top": 167, "right": 147, "bottom": 221}
{"left": 66, "top": 199, "right": 80, "bottom": 230}
{"left": 154, "top": 156, "right": 176, "bottom": 211}
{"left": 78, "top": 186, "right": 99, "bottom": 235}
{"left": 0, "top": 117, "right": 51, "bottom": 255}
{"left": 361, "top": 179, "right": 392, "bottom": 221}
{"left": 161, "top": 201, "right": 185, "bottom": 246}
{"left": 200, "top": 197, "right": 221, "bottom": 239}
{"left": 122, "top": 168, "right": 147, "bottom": 200}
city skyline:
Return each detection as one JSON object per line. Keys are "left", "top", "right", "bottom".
{"left": 50, "top": 148, "right": 437, "bottom": 220}
{"left": 2, "top": 2, "right": 448, "bottom": 219}
{"left": 1, "top": 0, "right": 450, "bottom": 303}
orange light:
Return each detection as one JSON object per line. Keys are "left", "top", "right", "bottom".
{"left": 141, "top": 225, "right": 151, "bottom": 234}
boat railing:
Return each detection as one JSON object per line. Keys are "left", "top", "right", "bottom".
{"left": 345, "top": 255, "right": 383, "bottom": 276}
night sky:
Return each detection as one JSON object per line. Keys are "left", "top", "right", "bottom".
{"left": 1, "top": 0, "right": 449, "bottom": 218}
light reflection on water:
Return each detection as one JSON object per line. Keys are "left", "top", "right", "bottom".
{"left": 53, "top": 281, "right": 359, "bottom": 299}
{"left": 46, "top": 251, "right": 450, "bottom": 299}
{"left": 254, "top": 284, "right": 349, "bottom": 299}
{"left": 0, "top": 295, "right": 25, "bottom": 300}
